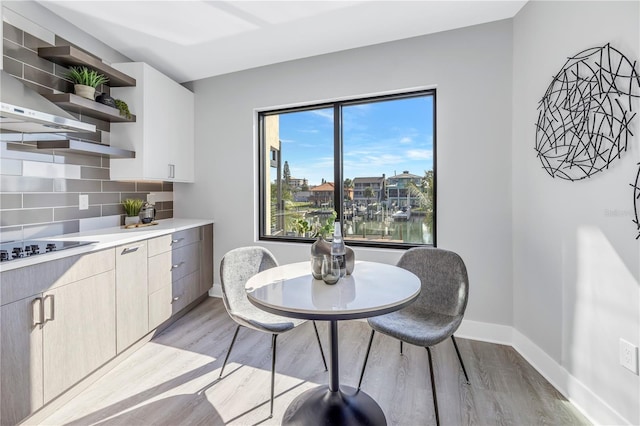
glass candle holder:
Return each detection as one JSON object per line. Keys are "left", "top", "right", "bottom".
{"left": 321, "top": 255, "right": 340, "bottom": 285}
{"left": 311, "top": 255, "right": 323, "bottom": 279}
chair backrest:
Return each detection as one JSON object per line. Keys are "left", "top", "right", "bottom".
{"left": 397, "top": 247, "right": 469, "bottom": 318}
{"left": 219, "top": 246, "right": 278, "bottom": 317}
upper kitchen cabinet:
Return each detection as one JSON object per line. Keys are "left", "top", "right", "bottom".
{"left": 109, "top": 62, "right": 195, "bottom": 183}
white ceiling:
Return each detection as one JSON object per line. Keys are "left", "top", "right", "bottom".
{"left": 37, "top": 1, "right": 527, "bottom": 83}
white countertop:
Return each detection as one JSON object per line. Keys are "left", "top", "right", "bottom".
{"left": 0, "top": 218, "right": 213, "bottom": 272}
{"left": 246, "top": 261, "right": 421, "bottom": 320}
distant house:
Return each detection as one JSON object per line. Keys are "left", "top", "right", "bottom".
{"left": 309, "top": 182, "right": 335, "bottom": 207}
{"left": 309, "top": 182, "right": 354, "bottom": 207}
{"left": 352, "top": 176, "right": 385, "bottom": 204}
{"left": 288, "top": 177, "right": 308, "bottom": 190}
{"left": 386, "top": 171, "right": 422, "bottom": 208}
{"left": 293, "top": 190, "right": 311, "bottom": 202}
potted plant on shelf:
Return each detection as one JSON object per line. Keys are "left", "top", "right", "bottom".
{"left": 65, "top": 66, "right": 109, "bottom": 100}
{"left": 114, "top": 99, "right": 132, "bottom": 119}
{"left": 122, "top": 198, "right": 144, "bottom": 226}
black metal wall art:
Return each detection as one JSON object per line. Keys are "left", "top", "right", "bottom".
{"left": 633, "top": 163, "right": 640, "bottom": 239}
{"left": 535, "top": 43, "right": 640, "bottom": 180}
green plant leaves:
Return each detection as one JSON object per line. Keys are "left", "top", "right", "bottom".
{"left": 65, "top": 66, "right": 109, "bottom": 88}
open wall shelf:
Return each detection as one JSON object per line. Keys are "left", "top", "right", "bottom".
{"left": 42, "top": 93, "right": 136, "bottom": 123}
{"left": 38, "top": 46, "right": 136, "bottom": 87}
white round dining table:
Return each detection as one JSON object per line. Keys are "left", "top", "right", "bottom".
{"left": 245, "top": 260, "right": 421, "bottom": 426}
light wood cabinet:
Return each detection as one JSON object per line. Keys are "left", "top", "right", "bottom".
{"left": 148, "top": 226, "right": 213, "bottom": 329}
{"left": 115, "top": 241, "right": 149, "bottom": 352}
{"left": 42, "top": 270, "right": 116, "bottom": 402}
{"left": 0, "top": 297, "right": 44, "bottom": 426}
{"left": 0, "top": 224, "right": 212, "bottom": 424}
{"left": 109, "top": 62, "right": 195, "bottom": 182}
{"left": 0, "top": 248, "right": 116, "bottom": 425}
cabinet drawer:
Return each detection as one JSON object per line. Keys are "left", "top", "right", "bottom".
{"left": 171, "top": 270, "right": 201, "bottom": 313}
{"left": 1, "top": 249, "right": 115, "bottom": 306}
{"left": 148, "top": 270, "right": 201, "bottom": 329}
{"left": 147, "top": 228, "right": 200, "bottom": 257}
{"left": 148, "top": 242, "right": 200, "bottom": 294}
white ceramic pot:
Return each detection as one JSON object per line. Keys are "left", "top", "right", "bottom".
{"left": 74, "top": 84, "right": 96, "bottom": 100}
{"left": 124, "top": 216, "right": 139, "bottom": 226}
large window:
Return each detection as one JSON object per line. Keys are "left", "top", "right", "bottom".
{"left": 259, "top": 90, "right": 436, "bottom": 248}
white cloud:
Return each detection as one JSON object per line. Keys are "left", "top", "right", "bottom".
{"left": 310, "top": 110, "right": 334, "bottom": 121}
{"left": 405, "top": 149, "right": 432, "bottom": 160}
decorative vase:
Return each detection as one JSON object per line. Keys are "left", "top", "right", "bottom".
{"left": 310, "top": 236, "right": 355, "bottom": 275}
{"left": 74, "top": 84, "right": 96, "bottom": 100}
{"left": 124, "top": 216, "right": 139, "bottom": 226}
{"left": 95, "top": 92, "right": 117, "bottom": 108}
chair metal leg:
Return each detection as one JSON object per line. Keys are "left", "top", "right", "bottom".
{"left": 219, "top": 325, "right": 241, "bottom": 378}
{"left": 400, "top": 340, "right": 403, "bottom": 355}
{"left": 270, "top": 334, "right": 278, "bottom": 418}
{"left": 451, "top": 335, "right": 470, "bottom": 384}
{"left": 426, "top": 347, "right": 440, "bottom": 426}
{"left": 312, "top": 320, "right": 328, "bottom": 371}
{"left": 357, "top": 329, "right": 376, "bottom": 390}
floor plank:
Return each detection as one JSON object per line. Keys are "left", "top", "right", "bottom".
{"left": 37, "top": 297, "right": 590, "bottom": 426}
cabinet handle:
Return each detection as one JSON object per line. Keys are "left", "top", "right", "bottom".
{"left": 171, "top": 238, "right": 184, "bottom": 245}
{"left": 171, "top": 262, "right": 183, "bottom": 270}
{"left": 44, "top": 294, "right": 55, "bottom": 322}
{"left": 172, "top": 296, "right": 180, "bottom": 302}
{"left": 121, "top": 245, "right": 143, "bottom": 255}
{"left": 168, "top": 164, "right": 175, "bottom": 179}
{"left": 32, "top": 297, "right": 44, "bottom": 326}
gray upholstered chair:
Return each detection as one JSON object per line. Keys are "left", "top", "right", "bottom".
{"left": 218, "top": 246, "right": 327, "bottom": 417}
{"left": 357, "top": 247, "right": 470, "bottom": 426}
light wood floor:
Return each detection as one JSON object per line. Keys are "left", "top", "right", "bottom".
{"left": 37, "top": 297, "right": 589, "bottom": 426}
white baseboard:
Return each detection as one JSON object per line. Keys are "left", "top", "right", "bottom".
{"left": 457, "top": 319, "right": 513, "bottom": 345}
{"left": 457, "top": 319, "right": 630, "bottom": 426}
{"left": 208, "top": 283, "right": 222, "bottom": 298}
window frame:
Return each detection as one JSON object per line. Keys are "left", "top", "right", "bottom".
{"left": 258, "top": 89, "right": 437, "bottom": 249}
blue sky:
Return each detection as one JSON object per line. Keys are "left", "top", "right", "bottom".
{"left": 277, "top": 95, "right": 434, "bottom": 186}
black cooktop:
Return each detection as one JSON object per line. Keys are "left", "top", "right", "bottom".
{"left": 0, "top": 240, "right": 93, "bottom": 262}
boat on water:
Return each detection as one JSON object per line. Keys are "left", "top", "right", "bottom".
{"left": 392, "top": 206, "right": 411, "bottom": 221}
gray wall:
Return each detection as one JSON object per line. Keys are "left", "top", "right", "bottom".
{"left": 178, "top": 19, "right": 515, "bottom": 326}
{"left": 0, "top": 3, "right": 173, "bottom": 240}
{"left": 512, "top": 1, "right": 639, "bottom": 424}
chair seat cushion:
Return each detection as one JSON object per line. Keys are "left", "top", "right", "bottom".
{"left": 232, "top": 303, "right": 305, "bottom": 334}
{"left": 368, "top": 304, "right": 463, "bottom": 347}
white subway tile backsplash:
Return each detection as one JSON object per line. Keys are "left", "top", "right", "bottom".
{"left": 22, "top": 161, "right": 81, "bottom": 179}
{"left": 0, "top": 159, "right": 22, "bottom": 176}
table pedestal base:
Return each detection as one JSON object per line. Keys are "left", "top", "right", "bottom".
{"left": 282, "top": 385, "right": 386, "bottom": 426}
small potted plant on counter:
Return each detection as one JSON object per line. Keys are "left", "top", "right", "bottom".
{"left": 122, "top": 198, "right": 144, "bottom": 226}
{"left": 65, "top": 66, "right": 109, "bottom": 100}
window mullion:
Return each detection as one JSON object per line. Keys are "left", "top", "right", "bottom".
{"left": 333, "top": 104, "right": 343, "bottom": 225}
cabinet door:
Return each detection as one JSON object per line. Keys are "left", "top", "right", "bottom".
{"left": 116, "top": 241, "right": 149, "bottom": 352}
{"left": 42, "top": 270, "right": 116, "bottom": 402}
{"left": 111, "top": 62, "right": 194, "bottom": 182}
{"left": 167, "top": 73, "right": 194, "bottom": 182}
{"left": 0, "top": 297, "right": 44, "bottom": 425}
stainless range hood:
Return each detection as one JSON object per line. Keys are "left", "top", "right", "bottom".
{"left": 0, "top": 70, "right": 96, "bottom": 133}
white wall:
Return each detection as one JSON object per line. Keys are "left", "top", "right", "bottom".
{"left": 512, "top": 1, "right": 640, "bottom": 424}
{"left": 2, "top": 1, "right": 130, "bottom": 65}
{"left": 177, "top": 19, "right": 514, "bottom": 326}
